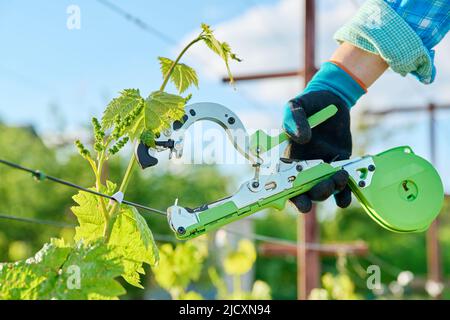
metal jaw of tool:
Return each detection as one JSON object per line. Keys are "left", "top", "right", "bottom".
{"left": 136, "top": 102, "right": 263, "bottom": 170}
{"left": 136, "top": 102, "right": 444, "bottom": 239}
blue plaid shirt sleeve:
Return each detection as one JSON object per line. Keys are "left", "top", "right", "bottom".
{"left": 334, "top": 0, "right": 449, "bottom": 83}
{"left": 384, "top": 0, "right": 450, "bottom": 50}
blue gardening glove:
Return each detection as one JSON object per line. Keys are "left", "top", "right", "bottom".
{"left": 282, "top": 61, "right": 366, "bottom": 213}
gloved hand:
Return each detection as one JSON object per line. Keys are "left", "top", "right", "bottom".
{"left": 282, "top": 61, "right": 366, "bottom": 213}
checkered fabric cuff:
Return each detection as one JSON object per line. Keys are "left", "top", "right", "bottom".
{"left": 334, "top": 0, "right": 436, "bottom": 84}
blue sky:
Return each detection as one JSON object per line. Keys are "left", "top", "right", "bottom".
{"left": 0, "top": 0, "right": 449, "bottom": 192}
{"left": 0, "top": 0, "right": 275, "bottom": 131}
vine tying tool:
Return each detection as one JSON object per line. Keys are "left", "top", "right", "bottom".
{"left": 136, "top": 102, "right": 444, "bottom": 239}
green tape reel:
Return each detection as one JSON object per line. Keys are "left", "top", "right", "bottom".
{"left": 349, "top": 146, "right": 444, "bottom": 233}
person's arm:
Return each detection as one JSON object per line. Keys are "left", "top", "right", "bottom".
{"left": 330, "top": 42, "right": 388, "bottom": 88}
{"left": 283, "top": 0, "right": 449, "bottom": 213}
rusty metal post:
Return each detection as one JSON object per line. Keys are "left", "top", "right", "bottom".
{"left": 426, "top": 103, "right": 442, "bottom": 298}
{"left": 304, "top": 0, "right": 317, "bottom": 81}
{"left": 298, "top": 0, "right": 320, "bottom": 300}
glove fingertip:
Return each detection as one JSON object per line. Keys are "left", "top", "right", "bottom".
{"left": 332, "top": 170, "right": 349, "bottom": 192}
{"left": 288, "top": 101, "right": 311, "bottom": 144}
{"left": 290, "top": 194, "right": 312, "bottom": 213}
{"left": 334, "top": 186, "right": 352, "bottom": 208}
{"left": 308, "top": 179, "right": 335, "bottom": 201}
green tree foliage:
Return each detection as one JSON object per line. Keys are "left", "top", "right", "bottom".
{"left": 309, "top": 273, "right": 360, "bottom": 300}
{"left": 210, "top": 240, "right": 271, "bottom": 300}
{"left": 255, "top": 198, "right": 450, "bottom": 299}
{"left": 308, "top": 254, "right": 361, "bottom": 300}
{"left": 0, "top": 125, "right": 81, "bottom": 262}
{"left": 223, "top": 239, "right": 256, "bottom": 276}
{"left": 152, "top": 238, "right": 271, "bottom": 300}
{"left": 152, "top": 240, "right": 207, "bottom": 299}
{"left": 254, "top": 210, "right": 297, "bottom": 299}
{"left": 321, "top": 206, "right": 428, "bottom": 284}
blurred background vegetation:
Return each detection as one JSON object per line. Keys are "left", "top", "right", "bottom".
{"left": 1, "top": 122, "right": 449, "bottom": 300}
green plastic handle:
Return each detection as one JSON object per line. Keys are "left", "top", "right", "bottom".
{"left": 307, "top": 104, "right": 339, "bottom": 128}
{"left": 250, "top": 104, "right": 338, "bottom": 155}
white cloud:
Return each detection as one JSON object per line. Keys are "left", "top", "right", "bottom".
{"left": 179, "top": 0, "right": 357, "bottom": 104}
{"left": 180, "top": 0, "right": 450, "bottom": 111}
{"left": 192, "top": 0, "right": 301, "bottom": 74}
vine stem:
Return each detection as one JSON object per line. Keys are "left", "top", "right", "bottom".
{"left": 96, "top": 152, "right": 110, "bottom": 237}
{"left": 104, "top": 36, "right": 203, "bottom": 243}
{"left": 104, "top": 153, "right": 136, "bottom": 243}
{"left": 118, "top": 152, "right": 136, "bottom": 193}
{"left": 88, "top": 157, "right": 109, "bottom": 228}
{"left": 159, "top": 37, "right": 202, "bottom": 91}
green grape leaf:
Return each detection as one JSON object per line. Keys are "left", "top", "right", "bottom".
{"left": 223, "top": 239, "right": 256, "bottom": 276}
{"left": 71, "top": 180, "right": 120, "bottom": 242}
{"left": 0, "top": 239, "right": 125, "bottom": 300}
{"left": 102, "top": 89, "right": 144, "bottom": 129}
{"left": 144, "top": 91, "right": 186, "bottom": 133}
{"left": 52, "top": 240, "right": 125, "bottom": 299}
{"left": 152, "top": 242, "right": 205, "bottom": 292}
{"left": 71, "top": 182, "right": 159, "bottom": 288}
{"left": 200, "top": 23, "right": 241, "bottom": 84}
{"left": 108, "top": 205, "right": 159, "bottom": 288}
{"left": 0, "top": 239, "right": 70, "bottom": 300}
{"left": 159, "top": 57, "right": 199, "bottom": 94}
{"left": 127, "top": 114, "right": 145, "bottom": 142}
{"left": 140, "top": 129, "right": 156, "bottom": 148}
